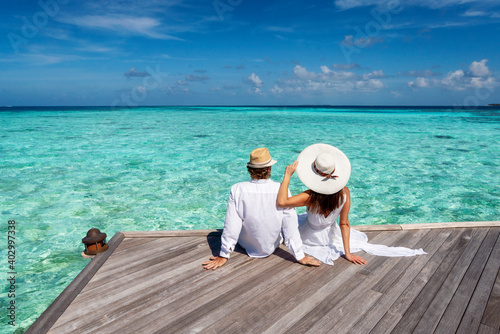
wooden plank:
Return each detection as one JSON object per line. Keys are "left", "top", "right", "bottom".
{"left": 72, "top": 237, "right": 208, "bottom": 305}
{"left": 477, "top": 324, "right": 499, "bottom": 334}
{"left": 480, "top": 261, "right": 500, "bottom": 330}
{"left": 320, "top": 289, "right": 383, "bottom": 334}
{"left": 214, "top": 251, "right": 356, "bottom": 333}
{"left": 311, "top": 229, "right": 431, "bottom": 334}
{"left": 25, "top": 232, "right": 125, "bottom": 334}
{"left": 434, "top": 228, "right": 499, "bottom": 334}
{"left": 137, "top": 252, "right": 296, "bottom": 333}
{"left": 299, "top": 271, "right": 385, "bottom": 334}
{"left": 348, "top": 228, "right": 450, "bottom": 334}
{"left": 370, "top": 229, "right": 435, "bottom": 294}
{"left": 111, "top": 237, "right": 157, "bottom": 252}
{"left": 357, "top": 229, "right": 429, "bottom": 278}
{"left": 282, "top": 231, "right": 420, "bottom": 333}
{"left": 48, "top": 236, "right": 216, "bottom": 331}
{"left": 52, "top": 241, "right": 255, "bottom": 333}
{"left": 402, "top": 228, "right": 489, "bottom": 334}
{"left": 189, "top": 249, "right": 322, "bottom": 333}
{"left": 262, "top": 229, "right": 428, "bottom": 334}
{"left": 275, "top": 271, "right": 373, "bottom": 334}
{"left": 97, "top": 247, "right": 282, "bottom": 333}
{"left": 94, "top": 236, "right": 197, "bottom": 271}
{"left": 369, "top": 228, "right": 474, "bottom": 334}
{"left": 84, "top": 236, "right": 203, "bottom": 289}
{"left": 260, "top": 256, "right": 357, "bottom": 334}
{"left": 457, "top": 230, "right": 500, "bottom": 334}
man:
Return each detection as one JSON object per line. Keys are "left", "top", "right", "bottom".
{"left": 203, "top": 148, "right": 320, "bottom": 270}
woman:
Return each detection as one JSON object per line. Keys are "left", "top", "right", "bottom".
{"left": 277, "top": 143, "right": 426, "bottom": 265}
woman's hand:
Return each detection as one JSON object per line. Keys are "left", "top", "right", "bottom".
{"left": 345, "top": 253, "right": 367, "bottom": 265}
{"left": 285, "top": 161, "right": 299, "bottom": 177}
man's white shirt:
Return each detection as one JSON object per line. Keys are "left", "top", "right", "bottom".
{"left": 219, "top": 179, "right": 305, "bottom": 261}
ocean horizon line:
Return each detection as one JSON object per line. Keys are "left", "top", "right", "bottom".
{"left": 1, "top": 104, "right": 499, "bottom": 110}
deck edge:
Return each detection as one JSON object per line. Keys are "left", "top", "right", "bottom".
{"left": 25, "top": 232, "right": 125, "bottom": 334}
{"left": 121, "top": 229, "right": 223, "bottom": 237}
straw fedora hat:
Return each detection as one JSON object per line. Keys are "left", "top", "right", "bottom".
{"left": 247, "top": 148, "right": 277, "bottom": 168}
{"left": 296, "top": 143, "right": 351, "bottom": 195}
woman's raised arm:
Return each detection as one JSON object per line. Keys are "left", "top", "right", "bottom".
{"left": 277, "top": 161, "right": 310, "bottom": 208}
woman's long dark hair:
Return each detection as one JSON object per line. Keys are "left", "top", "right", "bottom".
{"left": 307, "top": 188, "right": 345, "bottom": 216}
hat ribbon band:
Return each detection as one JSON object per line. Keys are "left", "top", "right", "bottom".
{"left": 314, "top": 163, "right": 337, "bottom": 179}
{"left": 251, "top": 157, "right": 272, "bottom": 166}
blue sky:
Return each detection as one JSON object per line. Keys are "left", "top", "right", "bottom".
{"left": 1, "top": 0, "right": 499, "bottom": 106}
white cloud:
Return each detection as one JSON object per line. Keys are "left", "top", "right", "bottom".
{"left": 335, "top": 0, "right": 496, "bottom": 10}
{"left": 363, "top": 70, "right": 385, "bottom": 79}
{"left": 10, "top": 53, "right": 85, "bottom": 65}
{"left": 462, "top": 10, "right": 488, "bottom": 17}
{"left": 408, "top": 59, "right": 497, "bottom": 91}
{"left": 408, "top": 77, "right": 432, "bottom": 89}
{"left": 250, "top": 87, "right": 263, "bottom": 95}
{"left": 270, "top": 65, "right": 385, "bottom": 96}
{"left": 441, "top": 70, "right": 465, "bottom": 90}
{"left": 356, "top": 79, "right": 385, "bottom": 92}
{"left": 294, "top": 65, "right": 318, "bottom": 80}
{"left": 469, "top": 76, "right": 495, "bottom": 89}
{"left": 270, "top": 85, "right": 284, "bottom": 94}
{"left": 247, "top": 73, "right": 263, "bottom": 87}
{"left": 468, "top": 59, "right": 490, "bottom": 77}
{"left": 59, "top": 15, "right": 182, "bottom": 40}
{"left": 320, "top": 65, "right": 378, "bottom": 81}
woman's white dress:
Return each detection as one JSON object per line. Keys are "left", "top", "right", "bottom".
{"left": 298, "top": 202, "right": 426, "bottom": 265}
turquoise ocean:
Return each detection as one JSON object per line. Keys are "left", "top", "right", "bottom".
{"left": 1, "top": 106, "right": 499, "bottom": 332}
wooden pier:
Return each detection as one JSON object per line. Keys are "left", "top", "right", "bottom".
{"left": 26, "top": 222, "right": 500, "bottom": 334}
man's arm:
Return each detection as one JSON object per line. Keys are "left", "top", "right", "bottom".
{"left": 203, "top": 187, "right": 242, "bottom": 270}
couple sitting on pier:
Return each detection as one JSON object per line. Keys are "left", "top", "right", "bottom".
{"left": 203, "top": 145, "right": 425, "bottom": 270}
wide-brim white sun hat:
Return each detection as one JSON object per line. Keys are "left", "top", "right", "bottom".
{"left": 296, "top": 143, "right": 351, "bottom": 195}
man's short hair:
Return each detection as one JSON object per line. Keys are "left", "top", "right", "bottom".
{"left": 247, "top": 166, "right": 271, "bottom": 180}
